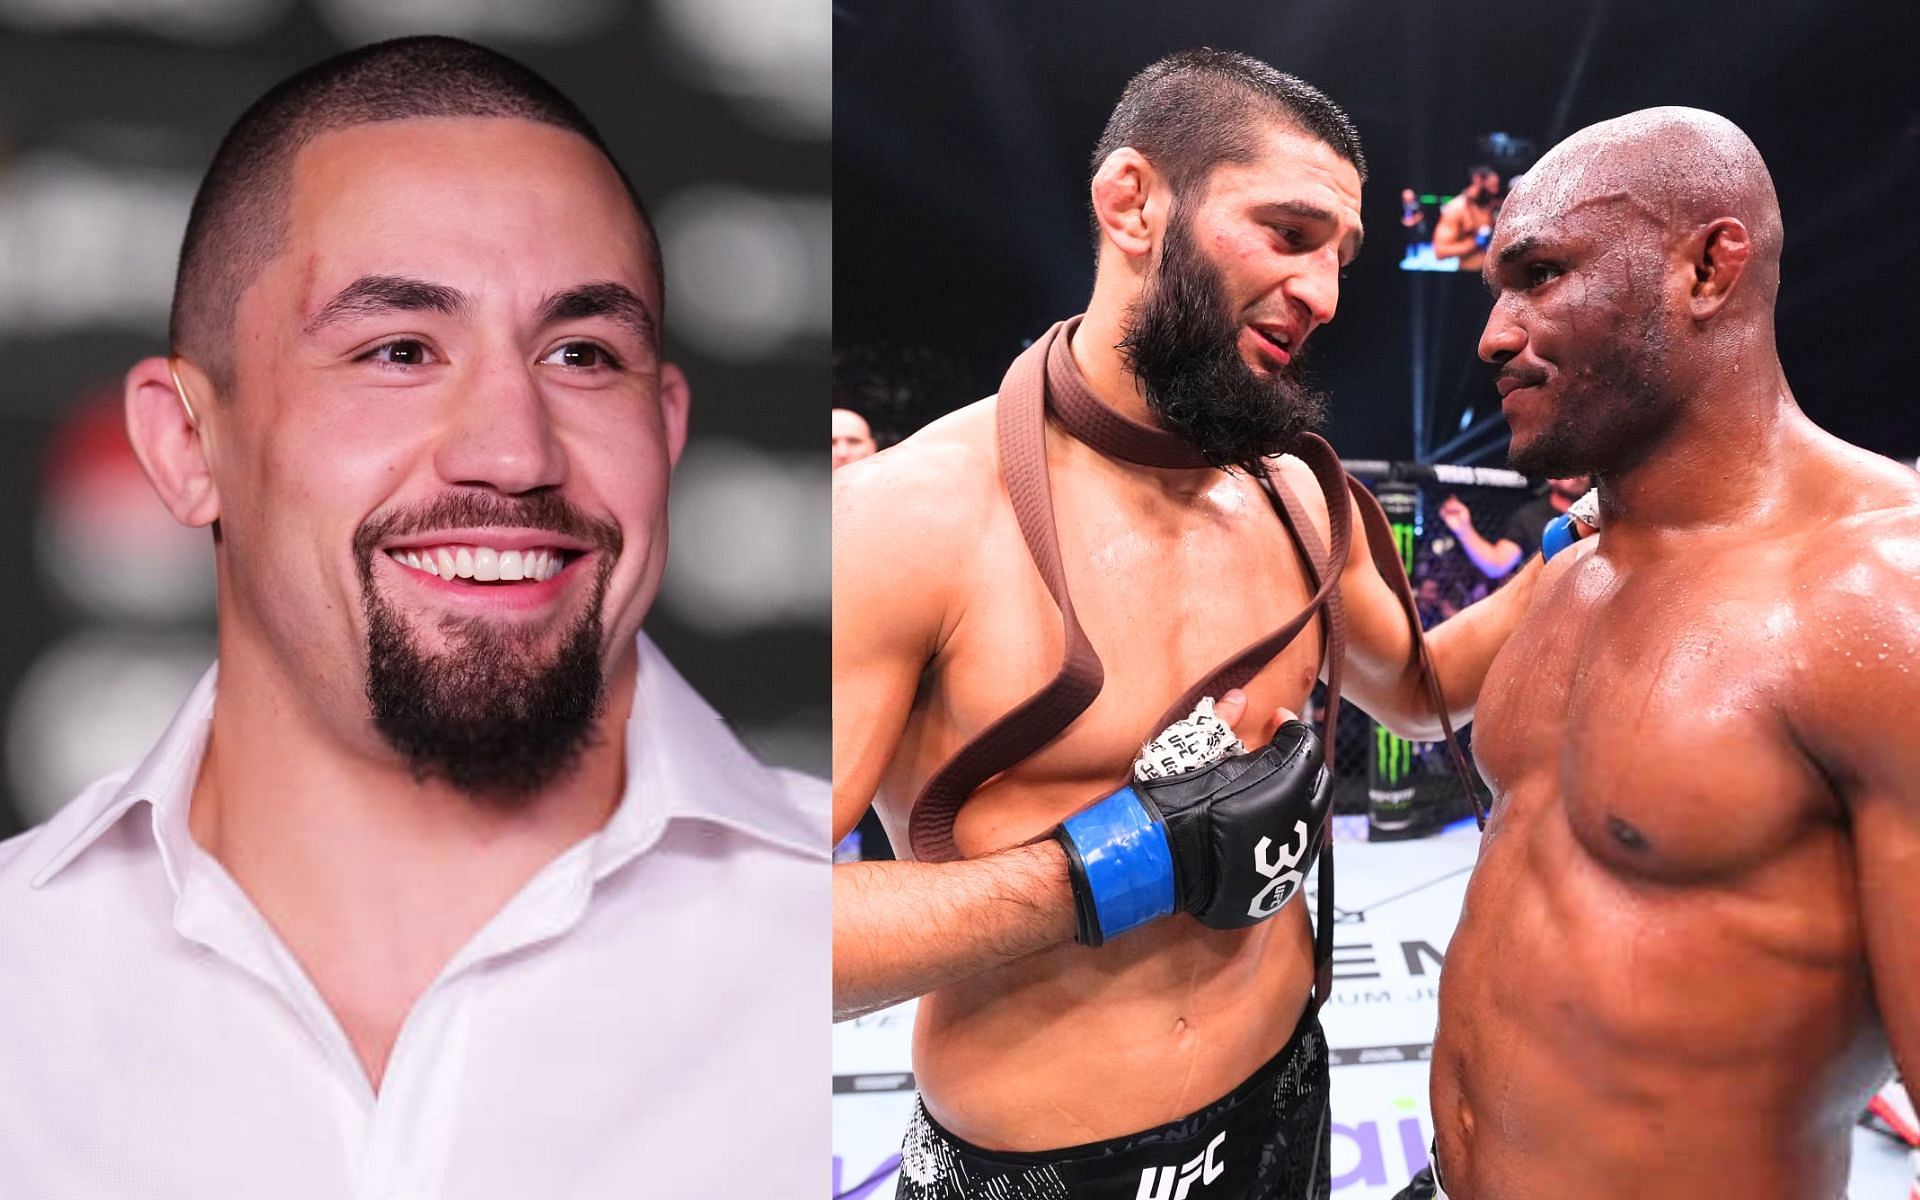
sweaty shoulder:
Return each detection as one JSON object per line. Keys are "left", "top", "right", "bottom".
{"left": 833, "top": 397, "right": 1000, "bottom": 549}
{"left": 1266, "top": 453, "right": 1335, "bottom": 547}
{"left": 1795, "top": 497, "right": 1920, "bottom": 624}
{"left": 1786, "top": 495, "right": 1920, "bottom": 757}
{"left": 1793, "top": 444, "right": 1920, "bottom": 589}
{"left": 833, "top": 397, "right": 1006, "bottom": 661}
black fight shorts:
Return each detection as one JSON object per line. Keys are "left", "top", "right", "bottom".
{"left": 1389, "top": 1142, "right": 1450, "bottom": 1200}
{"left": 895, "top": 1009, "right": 1330, "bottom": 1200}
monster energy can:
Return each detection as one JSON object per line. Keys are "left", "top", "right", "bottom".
{"left": 1368, "top": 481, "right": 1423, "bottom": 839}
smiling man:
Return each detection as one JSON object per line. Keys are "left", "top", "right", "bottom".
{"left": 0, "top": 37, "right": 823, "bottom": 1197}
{"left": 835, "top": 50, "right": 1543, "bottom": 1199}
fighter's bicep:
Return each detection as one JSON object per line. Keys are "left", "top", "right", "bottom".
{"left": 1262, "top": 461, "right": 1401, "bottom": 680}
{"left": 1332, "top": 485, "right": 1419, "bottom": 693}
{"left": 1798, "top": 545, "right": 1920, "bottom": 1074}
{"left": 830, "top": 459, "right": 961, "bottom": 840}
{"left": 1850, "top": 782, "right": 1920, "bottom": 1080}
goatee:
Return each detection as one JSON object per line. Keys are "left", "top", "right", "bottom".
{"left": 352, "top": 492, "right": 623, "bottom": 804}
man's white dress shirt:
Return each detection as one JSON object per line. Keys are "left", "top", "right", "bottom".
{"left": 0, "top": 633, "right": 827, "bottom": 1198}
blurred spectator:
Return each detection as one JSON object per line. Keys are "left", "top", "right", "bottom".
{"left": 1401, "top": 186, "right": 1428, "bottom": 244}
{"left": 1433, "top": 164, "right": 1502, "bottom": 270}
{"left": 1413, "top": 575, "right": 1463, "bottom": 628}
{"left": 1439, "top": 475, "right": 1591, "bottom": 580}
{"left": 832, "top": 406, "right": 879, "bottom": 470}
{"left": 832, "top": 404, "right": 894, "bottom": 863}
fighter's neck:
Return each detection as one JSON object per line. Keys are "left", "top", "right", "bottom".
{"left": 191, "top": 632, "right": 631, "bottom": 930}
{"left": 1067, "top": 305, "right": 1160, "bottom": 425}
{"left": 1596, "top": 374, "right": 1810, "bottom": 539}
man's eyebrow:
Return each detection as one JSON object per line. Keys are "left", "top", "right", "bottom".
{"left": 537, "top": 281, "right": 658, "bottom": 347}
{"left": 304, "top": 274, "right": 468, "bottom": 334}
{"left": 1484, "top": 234, "right": 1546, "bottom": 294}
{"left": 1493, "top": 235, "right": 1546, "bottom": 272}
{"left": 1257, "top": 200, "right": 1364, "bottom": 262}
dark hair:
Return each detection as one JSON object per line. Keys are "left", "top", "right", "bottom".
{"left": 1088, "top": 49, "right": 1365, "bottom": 241}
{"left": 171, "top": 35, "right": 661, "bottom": 392}
{"left": 1469, "top": 164, "right": 1497, "bottom": 181}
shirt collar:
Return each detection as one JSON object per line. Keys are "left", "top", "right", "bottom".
{"left": 590, "top": 632, "right": 827, "bottom": 877}
{"left": 28, "top": 632, "right": 824, "bottom": 889}
{"left": 29, "top": 662, "right": 216, "bottom": 891}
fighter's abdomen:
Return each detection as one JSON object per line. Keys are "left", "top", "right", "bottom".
{"left": 1435, "top": 815, "right": 1883, "bottom": 1198}
{"left": 913, "top": 901, "right": 1317, "bottom": 1152}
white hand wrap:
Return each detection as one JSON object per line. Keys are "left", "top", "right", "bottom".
{"left": 1568, "top": 487, "right": 1602, "bottom": 530}
{"left": 1134, "top": 697, "right": 1246, "bottom": 782}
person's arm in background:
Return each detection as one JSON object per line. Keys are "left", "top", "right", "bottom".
{"left": 1439, "top": 495, "right": 1523, "bottom": 579}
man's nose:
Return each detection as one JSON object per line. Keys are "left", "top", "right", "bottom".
{"left": 1286, "top": 248, "right": 1341, "bottom": 330}
{"left": 432, "top": 356, "right": 567, "bottom": 494}
{"left": 1479, "top": 304, "right": 1525, "bottom": 365}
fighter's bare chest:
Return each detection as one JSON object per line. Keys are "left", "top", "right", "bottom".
{"left": 1474, "top": 552, "right": 1826, "bottom": 879}
{"left": 933, "top": 471, "right": 1324, "bottom": 779}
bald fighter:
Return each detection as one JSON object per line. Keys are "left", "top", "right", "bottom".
{"left": 836, "top": 51, "right": 1538, "bottom": 1199}
{"left": 1407, "top": 108, "right": 1920, "bottom": 1199}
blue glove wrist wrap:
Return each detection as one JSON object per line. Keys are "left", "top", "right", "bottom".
{"left": 1541, "top": 512, "right": 1580, "bottom": 562}
{"left": 1057, "top": 786, "right": 1176, "bottom": 946}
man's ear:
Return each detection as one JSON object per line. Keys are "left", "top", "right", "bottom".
{"left": 1682, "top": 216, "right": 1753, "bottom": 322}
{"left": 125, "top": 355, "right": 220, "bottom": 529}
{"left": 658, "top": 361, "right": 691, "bottom": 469}
{"left": 1090, "top": 147, "right": 1166, "bottom": 262}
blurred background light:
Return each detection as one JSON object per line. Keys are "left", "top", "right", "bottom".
{"left": 0, "top": 155, "right": 195, "bottom": 335}
{"left": 661, "top": 437, "right": 828, "bottom": 632}
{"left": 653, "top": 0, "right": 829, "bottom": 139}
{"left": 0, "top": 0, "right": 289, "bottom": 43}
{"left": 317, "top": 0, "right": 620, "bottom": 46}
{"left": 657, "top": 186, "right": 831, "bottom": 364}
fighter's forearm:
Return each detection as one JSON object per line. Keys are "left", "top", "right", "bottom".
{"left": 1416, "top": 553, "right": 1546, "bottom": 735}
{"left": 832, "top": 841, "right": 1077, "bottom": 1022}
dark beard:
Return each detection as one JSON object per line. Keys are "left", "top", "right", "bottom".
{"left": 353, "top": 492, "right": 623, "bottom": 804}
{"left": 1507, "top": 306, "right": 1674, "bottom": 479}
{"left": 1117, "top": 208, "right": 1325, "bottom": 470}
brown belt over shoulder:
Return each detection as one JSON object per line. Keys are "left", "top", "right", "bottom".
{"left": 906, "top": 318, "right": 1484, "bottom": 1007}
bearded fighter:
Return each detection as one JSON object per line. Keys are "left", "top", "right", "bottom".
{"left": 836, "top": 50, "right": 1540, "bottom": 1199}
{"left": 0, "top": 37, "right": 823, "bottom": 1197}
{"left": 1402, "top": 108, "right": 1920, "bottom": 1199}
{"left": 1432, "top": 166, "right": 1503, "bottom": 271}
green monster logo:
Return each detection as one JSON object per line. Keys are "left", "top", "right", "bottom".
{"left": 1375, "top": 723, "right": 1412, "bottom": 786}
{"left": 1391, "top": 520, "right": 1416, "bottom": 572}
{"left": 1370, "top": 502, "right": 1420, "bottom": 811}
{"left": 1377, "top": 517, "right": 1418, "bottom": 787}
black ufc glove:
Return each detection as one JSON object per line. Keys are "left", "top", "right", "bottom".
{"left": 1055, "top": 721, "right": 1331, "bottom": 946}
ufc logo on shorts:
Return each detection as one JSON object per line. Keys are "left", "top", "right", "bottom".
{"left": 1247, "top": 818, "right": 1310, "bottom": 919}
{"left": 1134, "top": 1130, "right": 1226, "bottom": 1200}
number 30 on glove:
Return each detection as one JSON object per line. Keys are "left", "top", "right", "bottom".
{"left": 1052, "top": 722, "right": 1332, "bottom": 947}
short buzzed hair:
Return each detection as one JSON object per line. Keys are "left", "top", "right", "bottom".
{"left": 170, "top": 35, "right": 662, "bottom": 393}
{"left": 1089, "top": 49, "right": 1366, "bottom": 239}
